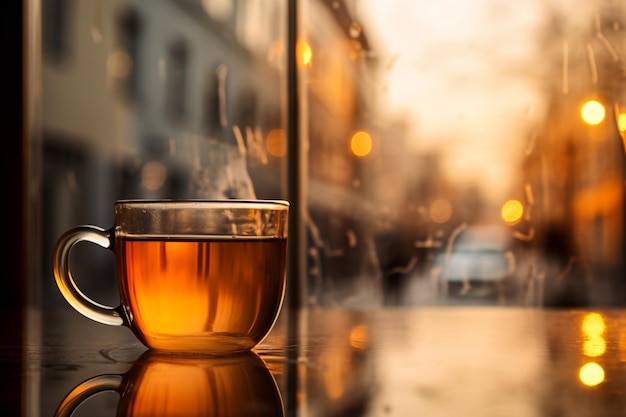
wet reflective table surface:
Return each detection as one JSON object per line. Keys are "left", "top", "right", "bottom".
{"left": 5, "top": 307, "right": 626, "bottom": 416}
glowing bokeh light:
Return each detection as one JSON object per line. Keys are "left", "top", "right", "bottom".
{"left": 581, "top": 312, "right": 606, "bottom": 357}
{"left": 430, "top": 199, "right": 452, "bottom": 223}
{"left": 579, "top": 362, "right": 605, "bottom": 387}
{"left": 582, "top": 312, "right": 605, "bottom": 337}
{"left": 501, "top": 199, "right": 523, "bottom": 225}
{"left": 349, "top": 324, "right": 369, "bottom": 350}
{"left": 580, "top": 100, "right": 605, "bottom": 125}
{"left": 618, "top": 113, "right": 626, "bottom": 137}
{"left": 583, "top": 337, "right": 607, "bottom": 357}
{"left": 266, "top": 129, "right": 287, "bottom": 157}
{"left": 350, "top": 131, "right": 372, "bottom": 157}
{"left": 297, "top": 40, "right": 312, "bottom": 66}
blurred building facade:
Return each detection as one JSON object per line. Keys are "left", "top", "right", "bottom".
{"left": 522, "top": 1, "right": 626, "bottom": 306}
{"left": 41, "top": 0, "right": 287, "bottom": 306}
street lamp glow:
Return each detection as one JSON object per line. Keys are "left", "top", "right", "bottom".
{"left": 501, "top": 199, "right": 523, "bottom": 225}
{"left": 581, "top": 100, "right": 605, "bottom": 125}
{"left": 350, "top": 131, "right": 372, "bottom": 157}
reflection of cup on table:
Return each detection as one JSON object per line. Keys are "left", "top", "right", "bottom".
{"left": 53, "top": 200, "right": 289, "bottom": 354}
{"left": 54, "top": 351, "right": 284, "bottom": 417}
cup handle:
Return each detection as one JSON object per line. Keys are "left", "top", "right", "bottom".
{"left": 54, "top": 374, "right": 123, "bottom": 417}
{"left": 53, "top": 225, "right": 125, "bottom": 326}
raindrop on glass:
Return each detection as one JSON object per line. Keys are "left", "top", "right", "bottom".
{"left": 349, "top": 22, "right": 362, "bottom": 39}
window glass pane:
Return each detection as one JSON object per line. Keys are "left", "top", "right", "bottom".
{"left": 300, "top": 0, "right": 626, "bottom": 308}
{"left": 41, "top": 0, "right": 287, "bottom": 307}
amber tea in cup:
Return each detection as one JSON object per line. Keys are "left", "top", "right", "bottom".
{"left": 53, "top": 200, "right": 289, "bottom": 354}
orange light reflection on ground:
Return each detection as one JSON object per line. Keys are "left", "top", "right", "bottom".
{"left": 349, "top": 324, "right": 370, "bottom": 350}
{"left": 579, "top": 362, "right": 605, "bottom": 387}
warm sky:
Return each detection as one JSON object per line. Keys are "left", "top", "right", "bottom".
{"left": 355, "top": 0, "right": 597, "bottom": 200}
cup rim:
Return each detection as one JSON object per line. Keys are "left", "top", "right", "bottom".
{"left": 114, "top": 199, "right": 289, "bottom": 209}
